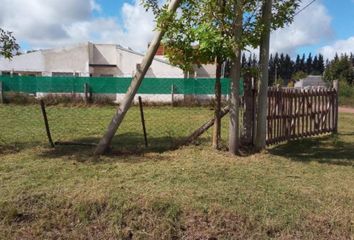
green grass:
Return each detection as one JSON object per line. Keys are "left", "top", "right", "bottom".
{"left": 0, "top": 105, "right": 353, "bottom": 239}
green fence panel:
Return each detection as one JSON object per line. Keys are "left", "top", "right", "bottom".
{"left": 0, "top": 76, "right": 244, "bottom": 95}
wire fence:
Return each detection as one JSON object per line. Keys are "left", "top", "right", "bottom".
{"left": 1, "top": 76, "right": 337, "bottom": 155}
{"left": 0, "top": 77, "right": 242, "bottom": 154}
{"left": 0, "top": 101, "right": 236, "bottom": 154}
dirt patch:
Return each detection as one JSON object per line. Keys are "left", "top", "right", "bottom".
{"left": 339, "top": 107, "right": 354, "bottom": 114}
{"left": 181, "top": 209, "right": 257, "bottom": 240}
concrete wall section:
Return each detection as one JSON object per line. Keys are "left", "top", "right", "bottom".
{"left": 115, "top": 93, "right": 185, "bottom": 104}
{"left": 1, "top": 42, "right": 188, "bottom": 78}
{"left": 90, "top": 66, "right": 123, "bottom": 77}
{"left": 43, "top": 43, "right": 90, "bottom": 75}
{"left": 116, "top": 47, "right": 184, "bottom": 78}
{"left": 90, "top": 44, "right": 117, "bottom": 65}
{"left": 194, "top": 64, "right": 216, "bottom": 78}
{"left": 0, "top": 51, "right": 45, "bottom": 73}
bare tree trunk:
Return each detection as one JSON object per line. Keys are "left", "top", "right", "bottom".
{"left": 212, "top": 58, "right": 222, "bottom": 149}
{"left": 229, "top": 0, "right": 243, "bottom": 155}
{"left": 254, "top": 0, "right": 272, "bottom": 151}
{"left": 94, "top": 0, "right": 181, "bottom": 155}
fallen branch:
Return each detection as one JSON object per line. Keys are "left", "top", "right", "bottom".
{"left": 181, "top": 106, "right": 230, "bottom": 146}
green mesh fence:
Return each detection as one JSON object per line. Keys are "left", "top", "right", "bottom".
{"left": 0, "top": 76, "right": 244, "bottom": 95}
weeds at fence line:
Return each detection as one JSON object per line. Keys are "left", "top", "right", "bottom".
{"left": 2, "top": 92, "right": 117, "bottom": 106}
{"left": 3, "top": 92, "right": 37, "bottom": 104}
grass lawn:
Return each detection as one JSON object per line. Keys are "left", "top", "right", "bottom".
{"left": 0, "top": 105, "right": 353, "bottom": 239}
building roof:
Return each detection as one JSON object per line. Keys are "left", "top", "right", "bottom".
{"left": 295, "top": 75, "right": 327, "bottom": 88}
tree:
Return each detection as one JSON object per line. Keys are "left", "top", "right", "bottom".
{"left": 312, "top": 55, "right": 319, "bottom": 74}
{"left": 324, "top": 54, "right": 354, "bottom": 85}
{"left": 317, "top": 54, "right": 325, "bottom": 74}
{"left": 0, "top": 28, "right": 20, "bottom": 59}
{"left": 254, "top": 0, "right": 272, "bottom": 151}
{"left": 157, "top": 0, "right": 238, "bottom": 150}
{"left": 229, "top": 0, "right": 244, "bottom": 154}
{"left": 145, "top": 0, "right": 262, "bottom": 153}
{"left": 292, "top": 70, "right": 307, "bottom": 81}
{"left": 294, "top": 54, "right": 301, "bottom": 72}
{"left": 300, "top": 53, "right": 306, "bottom": 72}
{"left": 254, "top": 0, "right": 300, "bottom": 151}
{"left": 136, "top": 0, "right": 300, "bottom": 155}
{"left": 94, "top": 0, "right": 182, "bottom": 155}
{"left": 306, "top": 53, "right": 313, "bottom": 74}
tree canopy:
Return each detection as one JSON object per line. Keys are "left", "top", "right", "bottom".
{"left": 324, "top": 53, "right": 354, "bottom": 85}
{"left": 143, "top": 0, "right": 300, "bottom": 72}
{"left": 0, "top": 28, "right": 20, "bottom": 59}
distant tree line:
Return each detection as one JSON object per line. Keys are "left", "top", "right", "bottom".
{"left": 324, "top": 53, "right": 354, "bottom": 85}
{"left": 240, "top": 52, "right": 325, "bottom": 85}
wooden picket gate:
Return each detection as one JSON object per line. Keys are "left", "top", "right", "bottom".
{"left": 266, "top": 87, "right": 338, "bottom": 145}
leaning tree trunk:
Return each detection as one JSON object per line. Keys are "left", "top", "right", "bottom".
{"left": 212, "top": 57, "right": 222, "bottom": 149}
{"left": 94, "top": 0, "right": 181, "bottom": 155}
{"left": 254, "top": 0, "right": 272, "bottom": 151}
{"left": 229, "top": 0, "right": 243, "bottom": 155}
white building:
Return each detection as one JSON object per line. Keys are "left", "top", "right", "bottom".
{"left": 0, "top": 42, "right": 186, "bottom": 78}
{"left": 294, "top": 75, "right": 327, "bottom": 89}
{"left": 0, "top": 42, "right": 219, "bottom": 103}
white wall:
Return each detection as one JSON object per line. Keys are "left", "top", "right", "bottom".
{"left": 1, "top": 43, "right": 186, "bottom": 79}
{"left": 90, "top": 43, "right": 117, "bottom": 65}
{"left": 116, "top": 47, "right": 184, "bottom": 78}
{"left": 0, "top": 51, "right": 45, "bottom": 73}
{"left": 43, "top": 43, "right": 90, "bottom": 75}
{"left": 90, "top": 66, "right": 123, "bottom": 77}
{"left": 194, "top": 64, "right": 216, "bottom": 78}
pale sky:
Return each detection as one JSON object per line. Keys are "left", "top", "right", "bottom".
{"left": 0, "top": 0, "right": 353, "bottom": 59}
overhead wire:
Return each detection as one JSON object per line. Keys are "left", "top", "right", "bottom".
{"left": 294, "top": 0, "right": 317, "bottom": 17}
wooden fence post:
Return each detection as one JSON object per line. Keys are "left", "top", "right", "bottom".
{"left": 0, "top": 81, "right": 3, "bottom": 104}
{"left": 39, "top": 100, "right": 55, "bottom": 148}
{"left": 84, "top": 83, "right": 89, "bottom": 104}
{"left": 333, "top": 80, "right": 339, "bottom": 133}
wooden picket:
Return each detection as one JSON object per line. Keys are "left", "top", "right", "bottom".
{"left": 266, "top": 87, "right": 338, "bottom": 145}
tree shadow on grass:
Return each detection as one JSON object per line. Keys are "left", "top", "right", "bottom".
{"left": 38, "top": 132, "right": 210, "bottom": 163}
{"left": 0, "top": 141, "right": 45, "bottom": 156}
{"left": 269, "top": 134, "right": 354, "bottom": 167}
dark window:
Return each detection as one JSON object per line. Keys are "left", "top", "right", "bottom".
{"left": 52, "top": 72, "right": 74, "bottom": 77}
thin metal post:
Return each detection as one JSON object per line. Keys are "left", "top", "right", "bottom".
{"left": 39, "top": 100, "right": 55, "bottom": 148}
{"left": 171, "top": 84, "right": 175, "bottom": 107}
{"left": 0, "top": 81, "right": 3, "bottom": 104}
{"left": 138, "top": 96, "right": 148, "bottom": 147}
